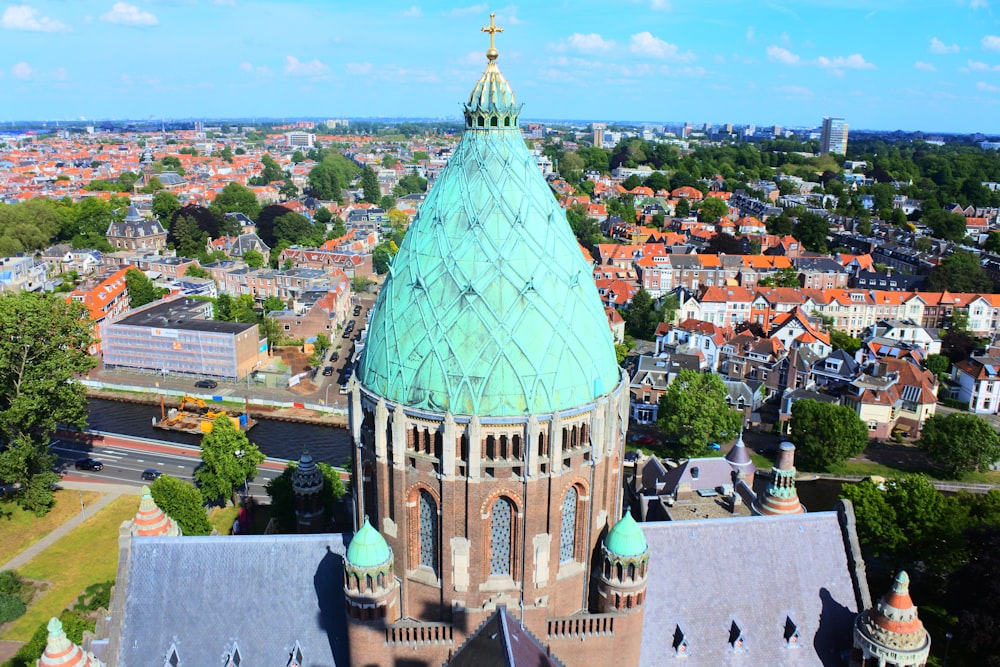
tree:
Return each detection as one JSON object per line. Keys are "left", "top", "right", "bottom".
{"left": 829, "top": 329, "right": 862, "bottom": 354}
{"left": 148, "top": 474, "right": 212, "bottom": 535}
{"left": 985, "top": 231, "right": 1000, "bottom": 254}
{"left": 623, "top": 288, "right": 657, "bottom": 339}
{"left": 215, "top": 293, "right": 233, "bottom": 321}
{"left": 927, "top": 250, "right": 994, "bottom": 293}
{"left": 948, "top": 524, "right": 1000, "bottom": 666}
{"left": 758, "top": 266, "right": 800, "bottom": 288}
{"left": 307, "top": 162, "right": 343, "bottom": 202}
{"left": 697, "top": 196, "right": 729, "bottom": 222}
{"left": 361, "top": 166, "right": 380, "bottom": 204}
{"left": 263, "top": 295, "right": 285, "bottom": 313}
{"left": 211, "top": 182, "right": 261, "bottom": 222}
{"left": 313, "top": 207, "right": 332, "bottom": 225}
{"left": 0, "top": 293, "right": 96, "bottom": 514}
{"left": 379, "top": 194, "right": 396, "bottom": 211}
{"left": 151, "top": 191, "right": 181, "bottom": 227}
{"left": 657, "top": 370, "right": 742, "bottom": 458}
{"left": 705, "top": 233, "right": 743, "bottom": 255}
{"left": 279, "top": 180, "right": 299, "bottom": 200}
{"left": 924, "top": 353, "right": 950, "bottom": 378}
{"left": 265, "top": 460, "right": 346, "bottom": 532}
{"left": 789, "top": 399, "right": 868, "bottom": 469}
{"left": 125, "top": 268, "right": 166, "bottom": 308}
{"left": 674, "top": 198, "right": 690, "bottom": 217}
{"left": 194, "top": 416, "right": 265, "bottom": 505}
{"left": 274, "top": 212, "right": 322, "bottom": 247}
{"left": 185, "top": 264, "right": 209, "bottom": 279}
{"left": 352, "top": 275, "right": 375, "bottom": 292}
{"left": 919, "top": 412, "right": 1000, "bottom": 478}
{"left": 839, "top": 479, "right": 905, "bottom": 556}
{"left": 291, "top": 150, "right": 306, "bottom": 164}
{"left": 923, "top": 208, "right": 967, "bottom": 242}
{"left": 242, "top": 248, "right": 264, "bottom": 269}
{"left": 793, "top": 212, "right": 830, "bottom": 252}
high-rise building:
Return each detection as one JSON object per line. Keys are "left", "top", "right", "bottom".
{"left": 592, "top": 122, "right": 606, "bottom": 148}
{"left": 821, "top": 116, "right": 849, "bottom": 154}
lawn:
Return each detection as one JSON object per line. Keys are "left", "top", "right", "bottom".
{"left": 1, "top": 495, "right": 137, "bottom": 642}
{"left": 0, "top": 491, "right": 103, "bottom": 565}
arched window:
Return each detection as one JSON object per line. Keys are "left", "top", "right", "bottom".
{"left": 419, "top": 489, "right": 438, "bottom": 572}
{"left": 489, "top": 497, "right": 514, "bottom": 576}
{"left": 560, "top": 486, "right": 578, "bottom": 562}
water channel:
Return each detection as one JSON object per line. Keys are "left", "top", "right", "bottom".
{"left": 86, "top": 398, "right": 353, "bottom": 465}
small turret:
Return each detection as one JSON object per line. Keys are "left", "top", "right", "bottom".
{"left": 38, "top": 617, "right": 103, "bottom": 667}
{"left": 291, "top": 450, "right": 325, "bottom": 533}
{"left": 753, "top": 441, "right": 804, "bottom": 515}
{"left": 725, "top": 430, "right": 755, "bottom": 483}
{"left": 343, "top": 517, "right": 399, "bottom": 623}
{"left": 597, "top": 512, "right": 649, "bottom": 612}
{"left": 851, "top": 571, "right": 930, "bottom": 666}
{"left": 130, "top": 486, "right": 181, "bottom": 537}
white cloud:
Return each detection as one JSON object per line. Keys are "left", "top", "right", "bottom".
{"left": 971, "top": 0, "right": 989, "bottom": 9}
{"left": 984, "top": 35, "right": 1000, "bottom": 52}
{"left": 1, "top": 5, "right": 69, "bottom": 32}
{"left": 11, "top": 61, "right": 33, "bottom": 80}
{"left": 346, "top": 62, "right": 373, "bottom": 75}
{"left": 817, "top": 53, "right": 875, "bottom": 75}
{"left": 100, "top": 3, "right": 158, "bottom": 26}
{"left": 766, "top": 45, "right": 800, "bottom": 65}
{"left": 445, "top": 4, "right": 488, "bottom": 17}
{"left": 774, "top": 84, "right": 813, "bottom": 96}
{"left": 629, "top": 32, "right": 693, "bottom": 61}
{"left": 978, "top": 81, "right": 1000, "bottom": 92}
{"left": 929, "top": 37, "right": 959, "bottom": 55}
{"left": 914, "top": 61, "right": 936, "bottom": 72}
{"left": 284, "top": 55, "right": 329, "bottom": 77}
{"left": 745, "top": 26, "right": 755, "bottom": 42}
{"left": 400, "top": 5, "right": 421, "bottom": 17}
{"left": 968, "top": 59, "right": 992, "bottom": 71}
{"left": 649, "top": 0, "right": 671, "bottom": 10}
{"left": 239, "top": 61, "right": 253, "bottom": 72}
{"left": 555, "top": 33, "right": 616, "bottom": 54}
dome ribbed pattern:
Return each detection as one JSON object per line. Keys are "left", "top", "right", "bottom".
{"left": 358, "top": 58, "right": 619, "bottom": 417}
{"left": 605, "top": 512, "right": 648, "bottom": 558}
{"left": 467, "top": 60, "right": 516, "bottom": 112}
{"left": 346, "top": 517, "right": 392, "bottom": 569}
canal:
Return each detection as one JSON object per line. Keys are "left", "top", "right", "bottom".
{"left": 86, "top": 398, "right": 353, "bottom": 466}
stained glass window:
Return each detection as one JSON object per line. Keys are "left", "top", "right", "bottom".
{"left": 419, "top": 489, "right": 437, "bottom": 572}
{"left": 560, "top": 486, "right": 578, "bottom": 562}
{"left": 490, "top": 497, "right": 513, "bottom": 576}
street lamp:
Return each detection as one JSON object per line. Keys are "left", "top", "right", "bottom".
{"left": 234, "top": 449, "right": 249, "bottom": 499}
{"left": 943, "top": 632, "right": 953, "bottom": 667}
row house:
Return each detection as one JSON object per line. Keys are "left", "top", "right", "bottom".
{"left": 654, "top": 319, "right": 728, "bottom": 371}
{"left": 278, "top": 247, "right": 374, "bottom": 278}
{"left": 840, "top": 359, "right": 939, "bottom": 439}
{"left": 274, "top": 267, "right": 330, "bottom": 300}
{"left": 270, "top": 281, "right": 351, "bottom": 342}
{"left": 201, "top": 259, "right": 248, "bottom": 286}
{"left": 951, "top": 356, "right": 1000, "bottom": 414}
{"left": 207, "top": 232, "right": 271, "bottom": 266}
{"left": 860, "top": 320, "right": 941, "bottom": 355}
{"left": 717, "top": 332, "right": 785, "bottom": 388}
{"left": 38, "top": 246, "right": 101, "bottom": 277}
{"left": 222, "top": 267, "right": 281, "bottom": 300}
{"left": 628, "top": 353, "right": 701, "bottom": 424}
{"left": 67, "top": 267, "right": 132, "bottom": 355}
{"left": 139, "top": 256, "right": 199, "bottom": 281}
{"left": 0, "top": 255, "right": 49, "bottom": 293}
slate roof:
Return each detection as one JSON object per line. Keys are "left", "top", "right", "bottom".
{"left": 641, "top": 510, "right": 864, "bottom": 666}
{"left": 451, "top": 606, "right": 562, "bottom": 667}
{"left": 116, "top": 534, "right": 350, "bottom": 667}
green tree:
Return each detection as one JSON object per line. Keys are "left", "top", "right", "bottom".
{"left": 985, "top": 231, "right": 1000, "bottom": 254}
{"left": 215, "top": 293, "right": 233, "bottom": 321}
{"left": 919, "top": 412, "right": 1000, "bottom": 478}
{"left": 185, "top": 264, "right": 209, "bottom": 279}
{"left": 125, "top": 268, "right": 166, "bottom": 308}
{"left": 697, "top": 196, "right": 729, "bottom": 222}
{"left": 265, "top": 460, "right": 346, "bottom": 532}
{"left": 361, "top": 166, "right": 380, "bottom": 204}
{"left": 789, "top": 399, "right": 868, "bottom": 469}
{"left": 194, "top": 416, "right": 265, "bottom": 505}
{"left": 379, "top": 194, "right": 397, "bottom": 211}
{"left": 395, "top": 173, "right": 428, "bottom": 195}
{"left": 273, "top": 212, "right": 322, "bottom": 246}
{"left": 151, "top": 191, "right": 181, "bottom": 227}
{"left": 0, "top": 294, "right": 96, "bottom": 515}
{"left": 674, "top": 198, "right": 690, "bottom": 217}
{"left": 313, "top": 207, "right": 333, "bottom": 225}
{"left": 307, "top": 162, "right": 343, "bottom": 202}
{"left": 840, "top": 479, "right": 906, "bottom": 557}
{"left": 291, "top": 150, "right": 306, "bottom": 164}
{"left": 218, "top": 145, "right": 234, "bottom": 163}
{"left": 279, "top": 180, "right": 299, "bottom": 200}
{"left": 829, "top": 329, "right": 862, "bottom": 354}
{"left": 211, "top": 182, "right": 261, "bottom": 222}
{"left": 656, "top": 369, "right": 743, "bottom": 458}
{"left": 148, "top": 474, "right": 212, "bottom": 535}
{"left": 923, "top": 208, "right": 967, "bottom": 242}
{"left": 623, "top": 288, "right": 657, "bottom": 339}
{"left": 793, "top": 212, "right": 831, "bottom": 252}
{"left": 352, "top": 275, "right": 375, "bottom": 292}
{"left": 924, "top": 353, "right": 950, "bottom": 377}
{"left": 615, "top": 343, "right": 629, "bottom": 364}
{"left": 242, "top": 248, "right": 264, "bottom": 269}
{"left": 263, "top": 295, "right": 285, "bottom": 313}
{"left": 927, "top": 250, "right": 994, "bottom": 293}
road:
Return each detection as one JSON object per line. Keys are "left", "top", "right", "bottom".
{"left": 51, "top": 433, "right": 286, "bottom": 499}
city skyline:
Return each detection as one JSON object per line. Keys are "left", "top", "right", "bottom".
{"left": 1, "top": 1, "right": 1000, "bottom": 133}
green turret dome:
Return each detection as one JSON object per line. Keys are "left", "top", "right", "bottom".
{"left": 346, "top": 517, "right": 392, "bottom": 568}
{"left": 357, "top": 49, "right": 619, "bottom": 417}
{"left": 605, "top": 512, "right": 648, "bottom": 558}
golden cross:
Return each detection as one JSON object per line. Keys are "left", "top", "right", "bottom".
{"left": 481, "top": 12, "right": 503, "bottom": 60}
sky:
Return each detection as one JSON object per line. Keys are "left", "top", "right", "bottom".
{"left": 1, "top": 1, "right": 1000, "bottom": 133}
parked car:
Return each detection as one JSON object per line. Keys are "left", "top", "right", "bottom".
{"left": 706, "top": 442, "right": 722, "bottom": 451}
{"left": 632, "top": 434, "right": 656, "bottom": 445}
{"left": 353, "top": 306, "right": 362, "bottom": 316}
{"left": 331, "top": 352, "right": 339, "bottom": 362}
{"left": 141, "top": 468, "right": 162, "bottom": 481}
{"left": 75, "top": 458, "right": 104, "bottom": 471}
{"left": 322, "top": 366, "right": 335, "bottom": 376}
{"left": 194, "top": 379, "right": 218, "bottom": 389}
{"left": 624, "top": 450, "right": 640, "bottom": 463}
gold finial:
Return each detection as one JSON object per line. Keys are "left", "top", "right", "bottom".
{"left": 481, "top": 12, "right": 503, "bottom": 61}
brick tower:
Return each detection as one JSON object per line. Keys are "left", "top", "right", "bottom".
{"left": 347, "top": 13, "right": 633, "bottom": 667}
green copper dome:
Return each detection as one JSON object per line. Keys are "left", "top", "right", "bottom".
{"left": 357, "top": 52, "right": 619, "bottom": 417}
{"left": 605, "top": 512, "right": 647, "bottom": 558}
{"left": 346, "top": 517, "right": 392, "bottom": 568}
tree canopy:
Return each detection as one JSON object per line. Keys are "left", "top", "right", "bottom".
{"left": 265, "top": 460, "right": 347, "bottom": 533}
{"left": 211, "top": 182, "right": 261, "bottom": 222}
{"left": 789, "top": 399, "right": 868, "bottom": 469}
{"left": 919, "top": 412, "right": 1000, "bottom": 478}
{"left": 125, "top": 268, "right": 167, "bottom": 308}
{"left": 148, "top": 474, "right": 212, "bottom": 535}
{"left": 927, "top": 250, "right": 994, "bottom": 293}
{"left": 656, "top": 369, "right": 742, "bottom": 458}
{"left": 194, "top": 416, "right": 265, "bottom": 505}
{"left": 361, "top": 166, "right": 380, "bottom": 204}
{"left": 0, "top": 293, "right": 96, "bottom": 514}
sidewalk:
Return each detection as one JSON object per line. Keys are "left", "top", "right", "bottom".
{"left": 1, "top": 481, "right": 139, "bottom": 572}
